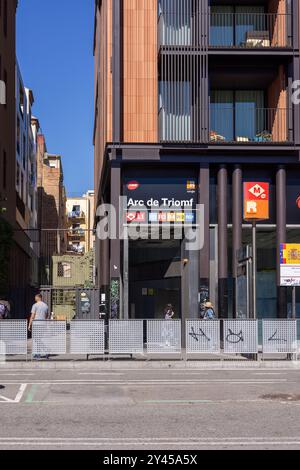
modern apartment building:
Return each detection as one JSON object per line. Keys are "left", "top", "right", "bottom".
{"left": 94, "top": 0, "right": 300, "bottom": 320}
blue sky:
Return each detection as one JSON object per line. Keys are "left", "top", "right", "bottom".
{"left": 17, "top": 0, "right": 95, "bottom": 196}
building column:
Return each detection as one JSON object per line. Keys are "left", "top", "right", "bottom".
{"left": 232, "top": 165, "right": 243, "bottom": 318}
{"left": 276, "top": 165, "right": 287, "bottom": 318}
{"left": 110, "top": 162, "right": 121, "bottom": 318}
{"left": 99, "top": 197, "right": 110, "bottom": 316}
{"left": 218, "top": 165, "right": 228, "bottom": 318}
{"left": 199, "top": 164, "right": 210, "bottom": 301}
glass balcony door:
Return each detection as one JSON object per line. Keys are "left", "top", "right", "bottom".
{"left": 210, "top": 5, "right": 266, "bottom": 47}
{"left": 210, "top": 90, "right": 265, "bottom": 142}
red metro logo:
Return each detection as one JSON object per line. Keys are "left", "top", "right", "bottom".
{"left": 127, "top": 181, "right": 140, "bottom": 191}
{"left": 297, "top": 194, "right": 300, "bottom": 209}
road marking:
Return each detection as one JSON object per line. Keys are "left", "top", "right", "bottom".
{"left": 0, "top": 374, "right": 34, "bottom": 377}
{"left": 0, "top": 378, "right": 288, "bottom": 385}
{"left": 143, "top": 399, "right": 266, "bottom": 404}
{"left": 0, "top": 437, "right": 299, "bottom": 448}
{"left": 78, "top": 373, "right": 124, "bottom": 376}
{"left": 0, "top": 384, "right": 27, "bottom": 404}
{"left": 14, "top": 384, "right": 27, "bottom": 403}
{"left": 252, "top": 373, "right": 285, "bottom": 376}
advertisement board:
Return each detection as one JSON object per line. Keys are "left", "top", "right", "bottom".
{"left": 280, "top": 244, "right": 300, "bottom": 287}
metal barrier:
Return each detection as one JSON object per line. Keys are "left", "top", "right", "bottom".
{"left": 109, "top": 320, "right": 144, "bottom": 355}
{"left": 32, "top": 320, "right": 66, "bottom": 356}
{"left": 0, "top": 319, "right": 299, "bottom": 360}
{"left": 223, "top": 320, "right": 258, "bottom": 354}
{"left": 70, "top": 320, "right": 105, "bottom": 355}
{"left": 147, "top": 320, "right": 181, "bottom": 354}
{"left": 262, "top": 320, "right": 297, "bottom": 355}
{"left": 0, "top": 320, "right": 27, "bottom": 355}
{"left": 186, "top": 320, "right": 220, "bottom": 354}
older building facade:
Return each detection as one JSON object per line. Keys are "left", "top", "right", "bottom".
{"left": 0, "top": 0, "right": 37, "bottom": 315}
{"left": 94, "top": 0, "right": 300, "bottom": 320}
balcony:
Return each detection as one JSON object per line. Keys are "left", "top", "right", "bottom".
{"left": 67, "top": 210, "right": 85, "bottom": 220}
{"left": 68, "top": 228, "right": 85, "bottom": 240}
{"left": 210, "top": 12, "right": 292, "bottom": 49}
{"left": 210, "top": 106, "right": 290, "bottom": 144}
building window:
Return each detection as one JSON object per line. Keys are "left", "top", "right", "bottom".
{"left": 16, "top": 162, "right": 20, "bottom": 190}
{"left": 17, "top": 117, "right": 20, "bottom": 154}
{"left": 158, "top": 0, "right": 192, "bottom": 46}
{"left": 159, "top": 81, "right": 191, "bottom": 141}
{"left": 23, "top": 134, "right": 26, "bottom": 168}
{"left": 19, "top": 83, "right": 24, "bottom": 116}
{"left": 57, "top": 262, "right": 72, "bottom": 278}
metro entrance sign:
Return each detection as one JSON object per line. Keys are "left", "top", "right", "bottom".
{"left": 243, "top": 182, "right": 270, "bottom": 320}
{"left": 243, "top": 182, "right": 270, "bottom": 221}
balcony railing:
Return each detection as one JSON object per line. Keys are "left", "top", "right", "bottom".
{"left": 68, "top": 210, "right": 85, "bottom": 220}
{"left": 159, "top": 107, "right": 291, "bottom": 144}
{"left": 210, "top": 107, "right": 290, "bottom": 143}
{"left": 68, "top": 228, "right": 85, "bottom": 238}
{"left": 210, "top": 13, "right": 291, "bottom": 48}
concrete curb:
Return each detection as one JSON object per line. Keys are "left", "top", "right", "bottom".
{"left": 1, "top": 360, "right": 299, "bottom": 370}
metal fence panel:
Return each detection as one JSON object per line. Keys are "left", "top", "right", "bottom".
{"left": 223, "top": 320, "right": 258, "bottom": 354}
{"left": 109, "top": 320, "right": 144, "bottom": 354}
{"left": 32, "top": 321, "right": 66, "bottom": 355}
{"left": 70, "top": 321, "right": 105, "bottom": 355}
{"left": 186, "top": 320, "right": 220, "bottom": 354}
{"left": 0, "top": 320, "right": 27, "bottom": 355}
{"left": 147, "top": 320, "right": 181, "bottom": 354}
{"left": 262, "top": 320, "right": 297, "bottom": 354}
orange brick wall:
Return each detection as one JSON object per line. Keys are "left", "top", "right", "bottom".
{"left": 123, "top": 0, "right": 158, "bottom": 142}
{"left": 268, "top": 0, "right": 287, "bottom": 47}
{"left": 94, "top": 0, "right": 113, "bottom": 198}
{"left": 268, "top": 64, "right": 287, "bottom": 141}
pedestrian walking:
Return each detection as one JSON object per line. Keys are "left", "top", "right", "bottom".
{"left": 203, "top": 302, "right": 216, "bottom": 320}
{"left": 164, "top": 304, "right": 174, "bottom": 320}
{"left": 28, "top": 294, "right": 50, "bottom": 359}
{"left": 0, "top": 297, "right": 10, "bottom": 320}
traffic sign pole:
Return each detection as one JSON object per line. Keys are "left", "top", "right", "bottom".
{"left": 252, "top": 221, "right": 257, "bottom": 320}
{"left": 292, "top": 286, "right": 296, "bottom": 320}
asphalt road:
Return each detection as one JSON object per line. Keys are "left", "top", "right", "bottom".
{"left": 0, "top": 368, "right": 300, "bottom": 450}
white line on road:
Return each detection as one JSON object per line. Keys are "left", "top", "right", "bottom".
{"left": 0, "top": 437, "right": 299, "bottom": 448}
{"left": 0, "top": 384, "right": 27, "bottom": 404}
{"left": 14, "top": 384, "right": 27, "bottom": 403}
{"left": 0, "top": 374, "right": 35, "bottom": 376}
{"left": 78, "top": 373, "right": 125, "bottom": 376}
{"left": 0, "top": 380, "right": 289, "bottom": 386}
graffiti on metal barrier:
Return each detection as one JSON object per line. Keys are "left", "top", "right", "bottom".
{"left": 226, "top": 329, "right": 244, "bottom": 344}
{"left": 189, "top": 326, "right": 211, "bottom": 342}
{"left": 268, "top": 329, "right": 287, "bottom": 343}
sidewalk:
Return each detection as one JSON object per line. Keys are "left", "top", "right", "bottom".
{"left": 1, "top": 355, "right": 299, "bottom": 370}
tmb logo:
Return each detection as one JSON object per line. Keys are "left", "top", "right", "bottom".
{"left": 248, "top": 183, "right": 267, "bottom": 199}
{"left": 127, "top": 181, "right": 140, "bottom": 191}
